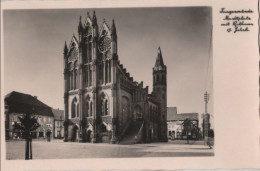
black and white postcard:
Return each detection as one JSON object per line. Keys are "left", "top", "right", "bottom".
{"left": 1, "top": 0, "right": 259, "bottom": 170}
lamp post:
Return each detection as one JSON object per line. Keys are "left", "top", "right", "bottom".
{"left": 203, "top": 92, "right": 209, "bottom": 145}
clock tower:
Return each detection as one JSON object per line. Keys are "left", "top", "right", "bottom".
{"left": 153, "top": 47, "right": 168, "bottom": 142}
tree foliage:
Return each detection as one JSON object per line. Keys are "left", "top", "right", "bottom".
{"left": 13, "top": 114, "right": 40, "bottom": 138}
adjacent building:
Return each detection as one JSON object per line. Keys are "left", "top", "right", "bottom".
{"left": 167, "top": 107, "right": 201, "bottom": 140}
{"left": 52, "top": 108, "right": 64, "bottom": 138}
{"left": 63, "top": 11, "right": 168, "bottom": 143}
{"left": 5, "top": 91, "right": 55, "bottom": 140}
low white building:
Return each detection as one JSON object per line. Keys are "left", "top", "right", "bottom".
{"left": 167, "top": 107, "right": 201, "bottom": 140}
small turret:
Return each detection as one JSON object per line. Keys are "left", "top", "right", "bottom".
{"left": 78, "top": 16, "right": 83, "bottom": 33}
{"left": 111, "top": 19, "right": 117, "bottom": 39}
{"left": 63, "top": 41, "right": 68, "bottom": 58}
{"left": 111, "top": 19, "right": 117, "bottom": 56}
{"left": 92, "top": 11, "right": 97, "bottom": 27}
{"left": 92, "top": 11, "right": 98, "bottom": 37}
{"left": 78, "top": 16, "right": 83, "bottom": 43}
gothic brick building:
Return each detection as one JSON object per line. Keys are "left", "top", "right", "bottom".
{"left": 63, "top": 11, "right": 167, "bottom": 143}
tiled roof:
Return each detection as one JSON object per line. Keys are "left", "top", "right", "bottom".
{"left": 167, "top": 107, "right": 198, "bottom": 121}
{"left": 52, "top": 108, "right": 64, "bottom": 120}
{"left": 5, "top": 91, "right": 54, "bottom": 117}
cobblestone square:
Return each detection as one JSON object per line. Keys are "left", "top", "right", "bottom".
{"left": 6, "top": 140, "right": 214, "bottom": 160}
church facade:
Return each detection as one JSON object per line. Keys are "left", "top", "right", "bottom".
{"left": 63, "top": 11, "right": 168, "bottom": 143}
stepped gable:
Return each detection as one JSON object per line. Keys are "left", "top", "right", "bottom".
{"left": 117, "top": 60, "right": 151, "bottom": 94}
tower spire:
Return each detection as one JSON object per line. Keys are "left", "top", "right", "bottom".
{"left": 154, "top": 46, "right": 165, "bottom": 69}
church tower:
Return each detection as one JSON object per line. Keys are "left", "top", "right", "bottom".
{"left": 153, "top": 47, "right": 168, "bottom": 141}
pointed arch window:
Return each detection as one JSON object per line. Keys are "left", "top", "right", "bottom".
{"left": 162, "top": 75, "right": 165, "bottom": 84}
{"left": 89, "top": 69, "right": 92, "bottom": 86}
{"left": 152, "top": 107, "right": 155, "bottom": 121}
{"left": 71, "top": 98, "right": 78, "bottom": 118}
{"left": 86, "top": 101, "right": 89, "bottom": 117}
{"left": 85, "top": 96, "right": 92, "bottom": 117}
{"left": 150, "top": 106, "right": 153, "bottom": 121}
{"left": 76, "top": 103, "right": 79, "bottom": 117}
{"left": 101, "top": 94, "right": 109, "bottom": 116}
{"left": 89, "top": 43, "right": 92, "bottom": 62}
{"left": 90, "top": 102, "right": 93, "bottom": 116}
{"left": 70, "top": 71, "right": 74, "bottom": 90}
{"left": 99, "top": 63, "right": 103, "bottom": 84}
{"left": 104, "top": 99, "right": 108, "bottom": 115}
{"left": 85, "top": 69, "right": 89, "bottom": 87}
{"left": 76, "top": 69, "right": 79, "bottom": 89}
{"left": 108, "top": 60, "right": 111, "bottom": 82}
{"left": 74, "top": 69, "right": 77, "bottom": 89}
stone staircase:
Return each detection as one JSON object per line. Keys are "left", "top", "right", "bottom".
{"left": 119, "top": 120, "right": 143, "bottom": 145}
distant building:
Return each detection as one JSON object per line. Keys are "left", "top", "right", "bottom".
{"left": 5, "top": 91, "right": 54, "bottom": 140}
{"left": 167, "top": 107, "right": 201, "bottom": 140}
{"left": 52, "top": 108, "right": 64, "bottom": 138}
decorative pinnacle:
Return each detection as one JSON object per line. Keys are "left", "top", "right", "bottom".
{"left": 78, "top": 16, "right": 83, "bottom": 33}
{"left": 64, "top": 41, "right": 68, "bottom": 55}
{"left": 111, "top": 18, "right": 117, "bottom": 35}
{"left": 92, "top": 10, "right": 97, "bottom": 26}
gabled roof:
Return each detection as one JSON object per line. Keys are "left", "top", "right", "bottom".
{"left": 5, "top": 91, "right": 54, "bottom": 117}
{"left": 52, "top": 108, "right": 64, "bottom": 120}
{"left": 69, "top": 34, "right": 79, "bottom": 49}
{"left": 167, "top": 107, "right": 198, "bottom": 121}
{"left": 99, "top": 20, "right": 111, "bottom": 38}
{"left": 84, "top": 15, "right": 92, "bottom": 27}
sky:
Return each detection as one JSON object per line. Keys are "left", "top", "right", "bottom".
{"left": 3, "top": 7, "right": 213, "bottom": 117}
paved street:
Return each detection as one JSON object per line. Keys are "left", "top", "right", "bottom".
{"left": 6, "top": 140, "right": 214, "bottom": 160}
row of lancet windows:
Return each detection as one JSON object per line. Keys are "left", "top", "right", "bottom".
{"left": 99, "top": 60, "right": 112, "bottom": 84}
{"left": 69, "top": 69, "right": 80, "bottom": 90}
{"left": 68, "top": 62, "right": 112, "bottom": 91}
{"left": 85, "top": 42, "right": 92, "bottom": 63}
{"left": 149, "top": 106, "right": 159, "bottom": 122}
{"left": 71, "top": 97, "right": 109, "bottom": 118}
{"left": 68, "top": 68, "right": 92, "bottom": 91}
{"left": 153, "top": 74, "right": 166, "bottom": 84}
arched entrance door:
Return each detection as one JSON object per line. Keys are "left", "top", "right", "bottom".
{"left": 71, "top": 125, "right": 79, "bottom": 142}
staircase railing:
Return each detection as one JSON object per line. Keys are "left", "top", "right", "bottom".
{"left": 118, "top": 119, "right": 132, "bottom": 141}
{"left": 135, "top": 121, "right": 144, "bottom": 144}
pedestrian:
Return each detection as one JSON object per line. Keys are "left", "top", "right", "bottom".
{"left": 46, "top": 131, "right": 51, "bottom": 142}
